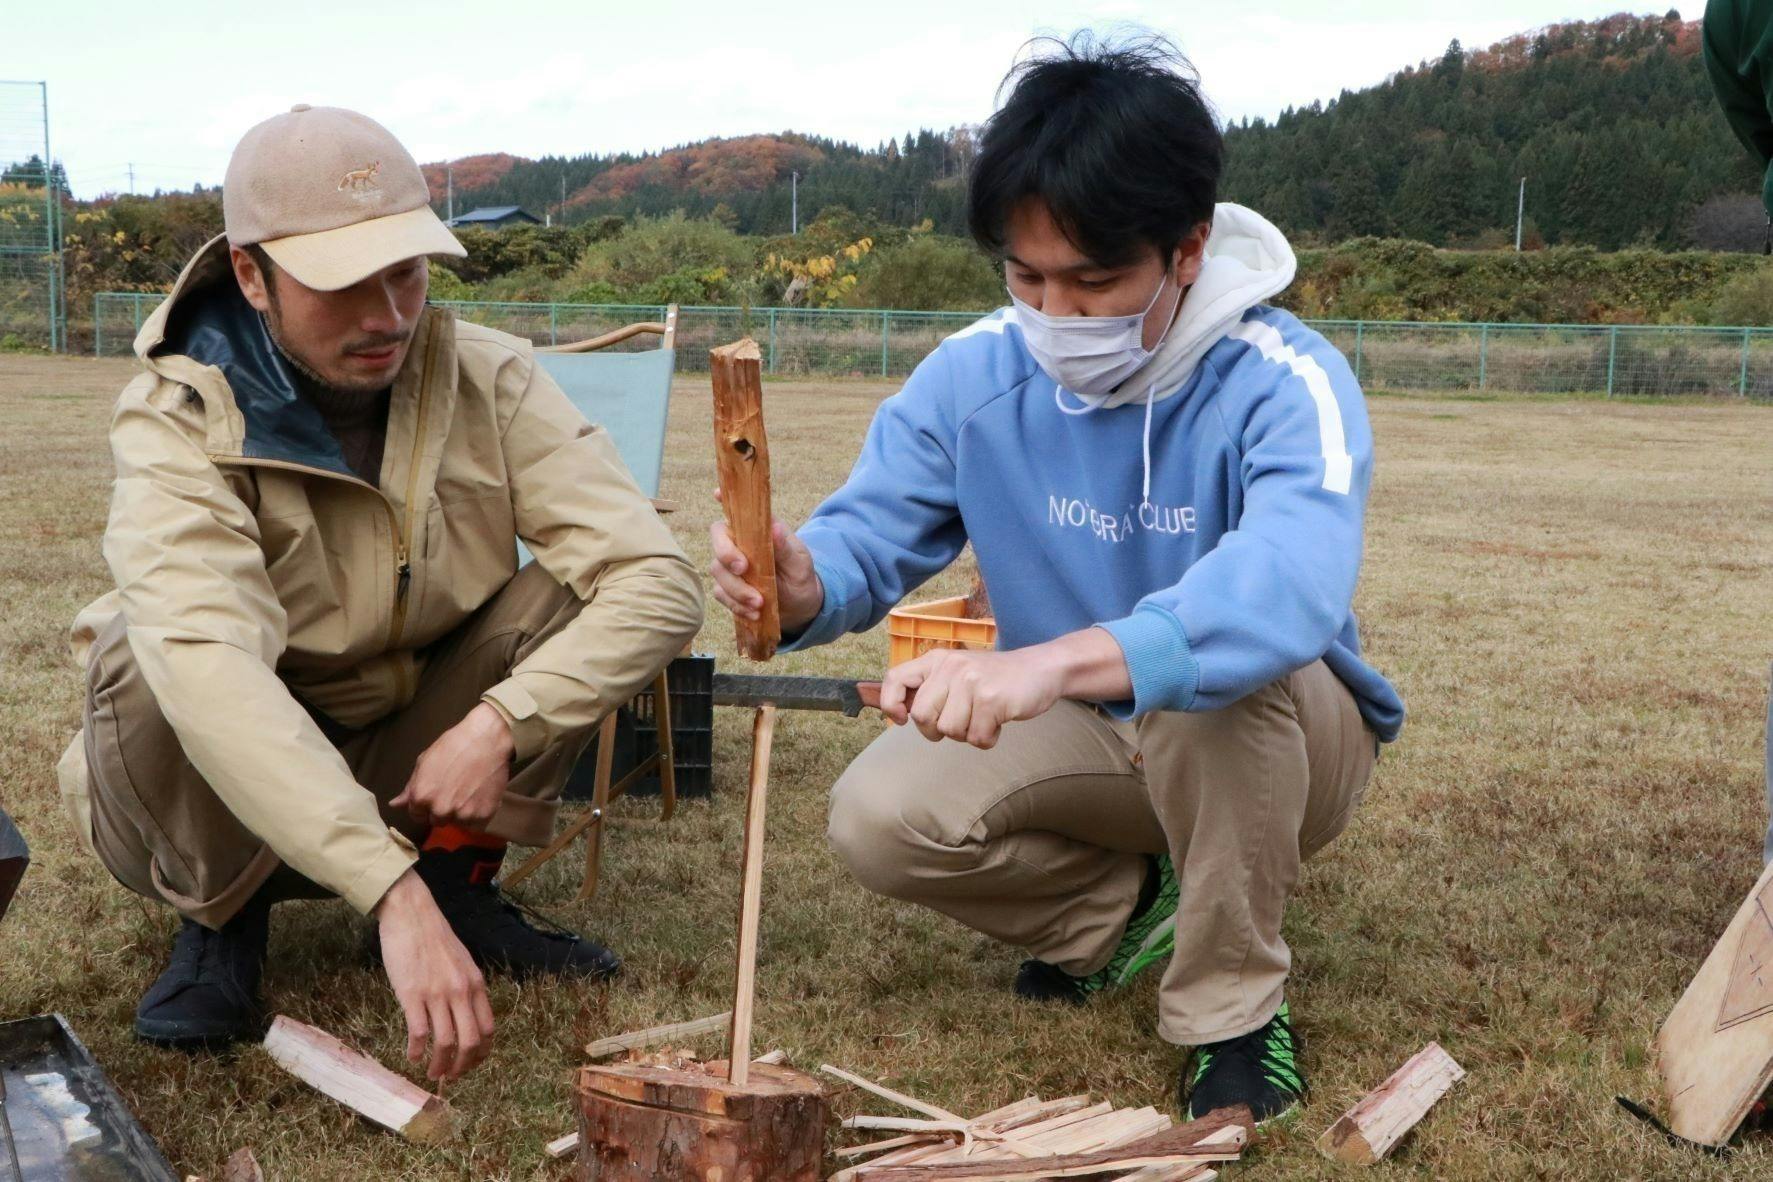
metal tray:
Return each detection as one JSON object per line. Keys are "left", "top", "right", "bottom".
{"left": 0, "top": 1013, "right": 178, "bottom": 1181}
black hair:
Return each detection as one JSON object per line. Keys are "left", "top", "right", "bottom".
{"left": 967, "top": 31, "right": 1223, "bottom": 269}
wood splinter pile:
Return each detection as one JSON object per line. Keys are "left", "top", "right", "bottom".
{"left": 823, "top": 1064, "right": 1249, "bottom": 1182}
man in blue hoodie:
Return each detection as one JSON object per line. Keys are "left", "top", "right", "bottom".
{"left": 711, "top": 34, "right": 1404, "bottom": 1122}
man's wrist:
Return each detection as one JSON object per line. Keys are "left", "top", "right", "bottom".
{"left": 1043, "top": 627, "right": 1135, "bottom": 701}
{"left": 467, "top": 701, "right": 516, "bottom": 761}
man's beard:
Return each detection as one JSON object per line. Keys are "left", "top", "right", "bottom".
{"left": 261, "top": 308, "right": 405, "bottom": 395}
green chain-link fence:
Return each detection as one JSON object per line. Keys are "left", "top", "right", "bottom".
{"left": 1, "top": 81, "right": 65, "bottom": 352}
{"left": 92, "top": 292, "right": 1773, "bottom": 399}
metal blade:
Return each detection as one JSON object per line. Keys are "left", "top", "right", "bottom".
{"left": 713, "top": 674, "right": 868, "bottom": 716}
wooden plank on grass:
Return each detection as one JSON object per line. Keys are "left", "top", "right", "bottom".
{"left": 1316, "top": 1041, "right": 1465, "bottom": 1164}
{"left": 1657, "top": 857, "right": 1773, "bottom": 1146}
{"left": 261, "top": 1016, "right": 455, "bottom": 1143}
{"left": 853, "top": 1108, "right": 1248, "bottom": 1181}
{"left": 584, "top": 1012, "right": 732, "bottom": 1060}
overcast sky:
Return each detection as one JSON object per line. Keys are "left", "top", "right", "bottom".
{"left": 6, "top": 2, "right": 1683, "bottom": 199}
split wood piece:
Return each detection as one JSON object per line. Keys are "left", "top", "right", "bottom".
{"left": 574, "top": 1058, "right": 826, "bottom": 1181}
{"left": 710, "top": 338, "right": 780, "bottom": 661}
{"left": 546, "top": 1131, "right": 581, "bottom": 1159}
{"left": 221, "top": 1147, "right": 263, "bottom": 1182}
{"left": 1657, "top": 856, "right": 1773, "bottom": 1146}
{"left": 753, "top": 1049, "right": 787, "bottom": 1066}
{"left": 728, "top": 704, "right": 776, "bottom": 1085}
{"left": 832, "top": 1097, "right": 1109, "bottom": 1178}
{"left": 585, "top": 1012, "right": 733, "bottom": 1061}
{"left": 851, "top": 1108, "right": 1247, "bottom": 1182}
{"left": 261, "top": 1015, "right": 455, "bottom": 1143}
{"left": 820, "top": 1063, "right": 1044, "bottom": 1157}
{"left": 1316, "top": 1041, "right": 1466, "bottom": 1164}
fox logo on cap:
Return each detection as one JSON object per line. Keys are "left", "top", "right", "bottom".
{"left": 337, "top": 161, "right": 381, "bottom": 192}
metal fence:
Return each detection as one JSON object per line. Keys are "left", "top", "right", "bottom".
{"left": 91, "top": 293, "right": 1773, "bottom": 400}
{"left": 0, "top": 81, "right": 64, "bottom": 351}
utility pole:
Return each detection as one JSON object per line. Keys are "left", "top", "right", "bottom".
{"left": 559, "top": 173, "right": 567, "bottom": 228}
{"left": 1515, "top": 176, "right": 1526, "bottom": 252}
{"left": 446, "top": 164, "right": 453, "bottom": 222}
{"left": 791, "top": 170, "right": 798, "bottom": 234}
{"left": 127, "top": 162, "right": 134, "bottom": 195}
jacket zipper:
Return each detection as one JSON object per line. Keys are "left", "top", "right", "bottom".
{"left": 208, "top": 330, "right": 437, "bottom": 705}
{"left": 386, "top": 336, "right": 436, "bottom": 703}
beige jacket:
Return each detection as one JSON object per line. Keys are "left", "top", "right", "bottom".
{"left": 57, "top": 236, "right": 703, "bottom": 913}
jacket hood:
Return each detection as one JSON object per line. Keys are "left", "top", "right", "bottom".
{"left": 132, "top": 232, "right": 440, "bottom": 479}
{"left": 1097, "top": 202, "right": 1297, "bottom": 409}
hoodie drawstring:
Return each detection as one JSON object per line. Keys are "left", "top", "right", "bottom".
{"left": 1053, "top": 383, "right": 1158, "bottom": 509}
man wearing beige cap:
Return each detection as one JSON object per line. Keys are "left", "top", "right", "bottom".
{"left": 55, "top": 105, "right": 703, "bottom": 1080}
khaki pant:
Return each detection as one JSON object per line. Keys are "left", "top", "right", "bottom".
{"left": 83, "top": 563, "right": 593, "bottom": 929}
{"left": 827, "top": 659, "right": 1377, "bottom": 1046}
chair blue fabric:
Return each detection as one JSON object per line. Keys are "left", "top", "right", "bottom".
{"left": 518, "top": 346, "right": 676, "bottom": 567}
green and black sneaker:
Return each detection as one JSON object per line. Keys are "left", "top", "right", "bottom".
{"left": 1014, "top": 853, "right": 1178, "bottom": 1004}
{"left": 1184, "top": 1001, "right": 1306, "bottom": 1124}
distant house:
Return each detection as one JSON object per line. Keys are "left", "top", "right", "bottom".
{"left": 444, "top": 205, "right": 541, "bottom": 230}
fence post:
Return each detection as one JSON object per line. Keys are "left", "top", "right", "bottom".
{"left": 1353, "top": 321, "right": 1364, "bottom": 382}
{"left": 1606, "top": 326, "right": 1618, "bottom": 398}
{"left": 1740, "top": 326, "right": 1752, "bottom": 398}
{"left": 549, "top": 304, "right": 558, "bottom": 347}
{"left": 767, "top": 308, "right": 777, "bottom": 374}
{"left": 1478, "top": 323, "right": 1489, "bottom": 390}
{"left": 881, "top": 311, "right": 890, "bottom": 377}
{"left": 93, "top": 295, "right": 101, "bottom": 357}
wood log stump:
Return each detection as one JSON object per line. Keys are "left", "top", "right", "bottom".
{"left": 575, "top": 1058, "right": 827, "bottom": 1181}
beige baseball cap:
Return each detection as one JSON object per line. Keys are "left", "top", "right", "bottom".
{"left": 223, "top": 104, "right": 465, "bottom": 292}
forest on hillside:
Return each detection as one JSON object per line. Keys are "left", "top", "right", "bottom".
{"left": 426, "top": 13, "right": 1763, "bottom": 251}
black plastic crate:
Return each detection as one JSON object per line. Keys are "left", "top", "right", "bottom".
{"left": 564, "top": 654, "right": 715, "bottom": 800}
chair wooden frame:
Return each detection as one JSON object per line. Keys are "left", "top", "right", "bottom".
{"left": 501, "top": 305, "right": 681, "bottom": 902}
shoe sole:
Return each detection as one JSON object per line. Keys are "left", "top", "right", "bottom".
{"left": 134, "top": 1016, "right": 262, "bottom": 1049}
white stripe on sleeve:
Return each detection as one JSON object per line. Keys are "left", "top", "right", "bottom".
{"left": 1227, "top": 318, "right": 1354, "bottom": 495}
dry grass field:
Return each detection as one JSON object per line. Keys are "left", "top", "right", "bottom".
{"left": 1, "top": 352, "right": 1770, "bottom": 1180}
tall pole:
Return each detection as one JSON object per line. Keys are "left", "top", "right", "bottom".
{"left": 1515, "top": 176, "right": 1526, "bottom": 252}
{"left": 791, "top": 170, "right": 798, "bottom": 234}
{"left": 446, "top": 164, "right": 453, "bottom": 222}
{"left": 127, "top": 162, "right": 135, "bottom": 195}
{"left": 560, "top": 173, "right": 567, "bottom": 228}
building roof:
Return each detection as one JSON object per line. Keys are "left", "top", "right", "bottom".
{"left": 445, "top": 205, "right": 539, "bottom": 227}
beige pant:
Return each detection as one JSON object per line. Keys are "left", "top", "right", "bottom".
{"left": 827, "top": 659, "right": 1377, "bottom": 1046}
{"left": 84, "top": 563, "right": 593, "bottom": 929}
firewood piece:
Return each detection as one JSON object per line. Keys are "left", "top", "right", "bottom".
{"left": 835, "top": 1133, "right": 946, "bottom": 1160}
{"left": 710, "top": 338, "right": 779, "bottom": 661}
{"left": 546, "top": 1132, "right": 580, "bottom": 1159}
{"left": 221, "top": 1148, "right": 263, "bottom": 1182}
{"left": 261, "top": 1015, "right": 455, "bottom": 1143}
{"left": 852, "top": 1108, "right": 1248, "bottom": 1181}
{"left": 728, "top": 704, "right": 776, "bottom": 1085}
{"left": 584, "top": 1012, "right": 733, "bottom": 1061}
{"left": 753, "top": 1048, "right": 787, "bottom": 1066}
{"left": 1657, "top": 857, "right": 1773, "bottom": 1146}
{"left": 575, "top": 1059, "right": 826, "bottom": 1181}
{"left": 1316, "top": 1042, "right": 1465, "bottom": 1164}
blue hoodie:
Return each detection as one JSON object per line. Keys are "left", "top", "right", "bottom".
{"left": 782, "top": 205, "right": 1404, "bottom": 742}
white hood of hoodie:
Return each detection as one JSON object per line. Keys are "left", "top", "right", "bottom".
{"left": 1088, "top": 202, "right": 1296, "bottom": 409}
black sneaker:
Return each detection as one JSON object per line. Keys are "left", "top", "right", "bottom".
{"left": 134, "top": 897, "right": 269, "bottom": 1048}
{"left": 377, "top": 848, "right": 621, "bottom": 981}
{"left": 1014, "top": 854, "right": 1177, "bottom": 1005}
{"left": 1183, "top": 1001, "right": 1306, "bottom": 1123}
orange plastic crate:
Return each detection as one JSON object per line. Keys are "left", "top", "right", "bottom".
{"left": 886, "top": 596, "right": 998, "bottom": 669}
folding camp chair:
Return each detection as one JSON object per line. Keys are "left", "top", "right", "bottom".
{"left": 501, "top": 306, "right": 682, "bottom": 903}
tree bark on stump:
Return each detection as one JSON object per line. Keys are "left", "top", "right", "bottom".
{"left": 576, "top": 1059, "right": 826, "bottom": 1181}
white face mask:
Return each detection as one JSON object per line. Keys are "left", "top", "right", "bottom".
{"left": 1008, "top": 270, "right": 1180, "bottom": 400}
